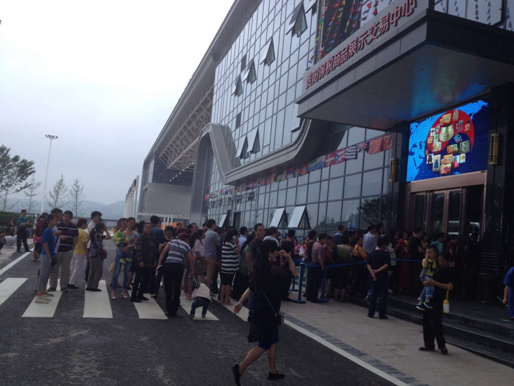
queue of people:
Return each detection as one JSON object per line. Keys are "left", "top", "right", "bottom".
{"left": 27, "top": 209, "right": 514, "bottom": 384}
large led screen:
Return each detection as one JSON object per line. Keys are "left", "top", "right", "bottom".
{"left": 406, "top": 99, "right": 490, "bottom": 182}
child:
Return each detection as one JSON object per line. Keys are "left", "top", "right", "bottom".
{"left": 113, "top": 225, "right": 132, "bottom": 265}
{"left": 503, "top": 266, "right": 514, "bottom": 321}
{"left": 190, "top": 275, "right": 211, "bottom": 318}
{"left": 416, "top": 245, "right": 439, "bottom": 310}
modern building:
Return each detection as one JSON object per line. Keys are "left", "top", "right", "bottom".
{"left": 141, "top": 0, "right": 514, "bottom": 280}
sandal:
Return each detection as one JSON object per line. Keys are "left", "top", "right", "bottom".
{"left": 122, "top": 291, "right": 129, "bottom": 299}
{"left": 111, "top": 291, "right": 116, "bottom": 300}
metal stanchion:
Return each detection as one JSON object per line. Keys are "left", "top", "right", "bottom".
{"left": 292, "top": 264, "right": 306, "bottom": 304}
{"left": 320, "top": 266, "right": 329, "bottom": 303}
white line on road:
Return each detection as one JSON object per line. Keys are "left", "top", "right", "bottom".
{"left": 83, "top": 280, "right": 112, "bottom": 318}
{"left": 0, "top": 278, "right": 28, "bottom": 307}
{"left": 284, "top": 319, "right": 411, "bottom": 386}
{"left": 180, "top": 294, "right": 218, "bottom": 321}
{"left": 23, "top": 280, "right": 63, "bottom": 318}
{"left": 128, "top": 291, "right": 168, "bottom": 320}
{"left": 211, "top": 295, "right": 247, "bottom": 321}
{"left": 0, "top": 252, "right": 31, "bottom": 277}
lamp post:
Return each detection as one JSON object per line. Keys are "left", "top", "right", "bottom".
{"left": 40, "top": 134, "right": 58, "bottom": 214}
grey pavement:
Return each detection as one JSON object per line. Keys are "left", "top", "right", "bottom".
{"left": 0, "top": 243, "right": 393, "bottom": 386}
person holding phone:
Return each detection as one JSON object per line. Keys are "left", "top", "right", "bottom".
{"left": 232, "top": 240, "right": 297, "bottom": 385}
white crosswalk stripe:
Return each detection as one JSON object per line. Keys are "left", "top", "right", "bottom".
{"left": 83, "top": 280, "right": 112, "bottom": 318}
{"left": 23, "top": 280, "right": 63, "bottom": 318}
{"left": 128, "top": 291, "right": 168, "bottom": 320}
{"left": 179, "top": 293, "right": 219, "bottom": 321}
{"left": 0, "top": 278, "right": 27, "bottom": 307}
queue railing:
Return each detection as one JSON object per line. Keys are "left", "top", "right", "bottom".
{"left": 292, "top": 258, "right": 423, "bottom": 304}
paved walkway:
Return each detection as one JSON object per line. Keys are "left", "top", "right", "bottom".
{"left": 280, "top": 298, "right": 514, "bottom": 386}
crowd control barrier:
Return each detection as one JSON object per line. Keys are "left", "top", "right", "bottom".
{"left": 292, "top": 258, "right": 422, "bottom": 304}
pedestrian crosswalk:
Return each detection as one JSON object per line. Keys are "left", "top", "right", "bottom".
{"left": 0, "top": 277, "right": 247, "bottom": 322}
{"left": 84, "top": 280, "right": 113, "bottom": 319}
{"left": 23, "top": 280, "right": 64, "bottom": 318}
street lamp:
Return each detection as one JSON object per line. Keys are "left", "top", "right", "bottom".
{"left": 40, "top": 134, "right": 58, "bottom": 214}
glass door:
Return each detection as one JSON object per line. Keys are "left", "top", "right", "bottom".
{"left": 410, "top": 186, "right": 482, "bottom": 239}
{"left": 430, "top": 192, "right": 445, "bottom": 235}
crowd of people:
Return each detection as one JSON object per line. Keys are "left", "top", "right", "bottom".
{"left": 15, "top": 207, "right": 514, "bottom": 384}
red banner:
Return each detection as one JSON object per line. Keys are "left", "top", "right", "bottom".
{"left": 382, "top": 133, "right": 393, "bottom": 151}
{"left": 368, "top": 136, "right": 383, "bottom": 155}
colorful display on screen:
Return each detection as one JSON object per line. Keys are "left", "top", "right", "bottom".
{"left": 406, "top": 100, "right": 490, "bottom": 182}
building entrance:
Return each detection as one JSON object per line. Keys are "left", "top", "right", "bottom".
{"left": 410, "top": 186, "right": 483, "bottom": 238}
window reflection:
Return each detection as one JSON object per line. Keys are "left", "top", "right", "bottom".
{"left": 328, "top": 178, "right": 344, "bottom": 201}
{"left": 344, "top": 174, "right": 362, "bottom": 198}
{"left": 362, "top": 169, "right": 382, "bottom": 196}
{"left": 342, "top": 200, "right": 360, "bottom": 229}
{"left": 360, "top": 196, "right": 382, "bottom": 229}
{"left": 307, "top": 182, "right": 320, "bottom": 203}
{"left": 326, "top": 201, "right": 342, "bottom": 230}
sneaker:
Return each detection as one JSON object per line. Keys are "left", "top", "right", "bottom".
{"left": 61, "top": 288, "right": 68, "bottom": 293}
{"left": 416, "top": 304, "right": 425, "bottom": 311}
{"left": 186, "top": 294, "right": 192, "bottom": 300}
{"left": 44, "top": 292, "right": 54, "bottom": 297}
{"left": 190, "top": 314, "right": 195, "bottom": 319}
{"left": 419, "top": 347, "right": 435, "bottom": 352}
{"left": 111, "top": 292, "right": 116, "bottom": 300}
{"left": 35, "top": 296, "right": 49, "bottom": 304}
{"left": 47, "top": 287, "right": 57, "bottom": 292}
{"left": 379, "top": 315, "right": 389, "bottom": 320}
{"left": 441, "top": 347, "right": 448, "bottom": 355}
{"left": 268, "top": 372, "right": 285, "bottom": 381}
{"left": 151, "top": 294, "right": 158, "bottom": 299}
{"left": 68, "top": 284, "right": 79, "bottom": 289}
{"left": 131, "top": 298, "right": 141, "bottom": 303}
{"left": 231, "top": 364, "right": 241, "bottom": 386}
{"left": 140, "top": 296, "right": 149, "bottom": 301}
{"left": 119, "top": 258, "right": 126, "bottom": 264}
{"left": 43, "top": 294, "right": 53, "bottom": 301}
{"left": 423, "top": 301, "right": 433, "bottom": 309}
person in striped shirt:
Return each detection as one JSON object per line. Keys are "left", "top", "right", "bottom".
{"left": 220, "top": 228, "right": 240, "bottom": 305}
{"left": 158, "top": 228, "right": 194, "bottom": 317}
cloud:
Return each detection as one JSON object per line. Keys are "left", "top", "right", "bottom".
{"left": 0, "top": 0, "right": 234, "bottom": 205}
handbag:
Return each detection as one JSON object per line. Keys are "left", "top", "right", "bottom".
{"left": 443, "top": 286, "right": 450, "bottom": 314}
{"left": 260, "top": 288, "right": 284, "bottom": 325}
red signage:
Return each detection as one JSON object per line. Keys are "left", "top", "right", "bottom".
{"left": 306, "top": 0, "right": 417, "bottom": 90}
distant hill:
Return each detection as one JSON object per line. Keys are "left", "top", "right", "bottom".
{"left": 2, "top": 198, "right": 125, "bottom": 219}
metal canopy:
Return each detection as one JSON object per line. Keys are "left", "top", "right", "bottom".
{"left": 297, "top": 12, "right": 514, "bottom": 130}
{"left": 158, "top": 85, "right": 214, "bottom": 171}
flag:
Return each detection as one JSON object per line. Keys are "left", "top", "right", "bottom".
{"left": 299, "top": 163, "right": 309, "bottom": 176}
{"left": 273, "top": 171, "right": 285, "bottom": 183}
{"left": 357, "top": 141, "right": 368, "bottom": 153}
{"left": 261, "top": 174, "right": 271, "bottom": 186}
{"left": 334, "top": 149, "right": 346, "bottom": 164}
{"left": 344, "top": 145, "right": 358, "bottom": 160}
{"left": 286, "top": 166, "right": 300, "bottom": 179}
{"left": 382, "top": 133, "right": 393, "bottom": 151}
{"left": 325, "top": 152, "right": 336, "bottom": 167}
{"left": 368, "top": 137, "right": 383, "bottom": 155}
{"left": 204, "top": 194, "right": 209, "bottom": 201}
{"left": 307, "top": 156, "right": 325, "bottom": 172}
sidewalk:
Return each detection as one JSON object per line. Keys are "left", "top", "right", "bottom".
{"left": 280, "top": 298, "right": 514, "bottom": 386}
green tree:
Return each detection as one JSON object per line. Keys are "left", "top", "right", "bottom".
{"left": 0, "top": 145, "right": 35, "bottom": 196}
{"left": 0, "top": 191, "right": 18, "bottom": 212}
{"left": 23, "top": 175, "right": 42, "bottom": 213}
{"left": 47, "top": 175, "right": 67, "bottom": 209}
{"left": 67, "top": 178, "right": 85, "bottom": 217}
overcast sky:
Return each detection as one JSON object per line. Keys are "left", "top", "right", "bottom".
{"left": 0, "top": 0, "right": 234, "bottom": 205}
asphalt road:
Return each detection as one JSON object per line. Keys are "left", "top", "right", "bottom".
{"left": 0, "top": 242, "right": 393, "bottom": 386}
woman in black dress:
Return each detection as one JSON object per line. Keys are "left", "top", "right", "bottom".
{"left": 232, "top": 239, "right": 297, "bottom": 385}
{"left": 419, "top": 252, "right": 454, "bottom": 355}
